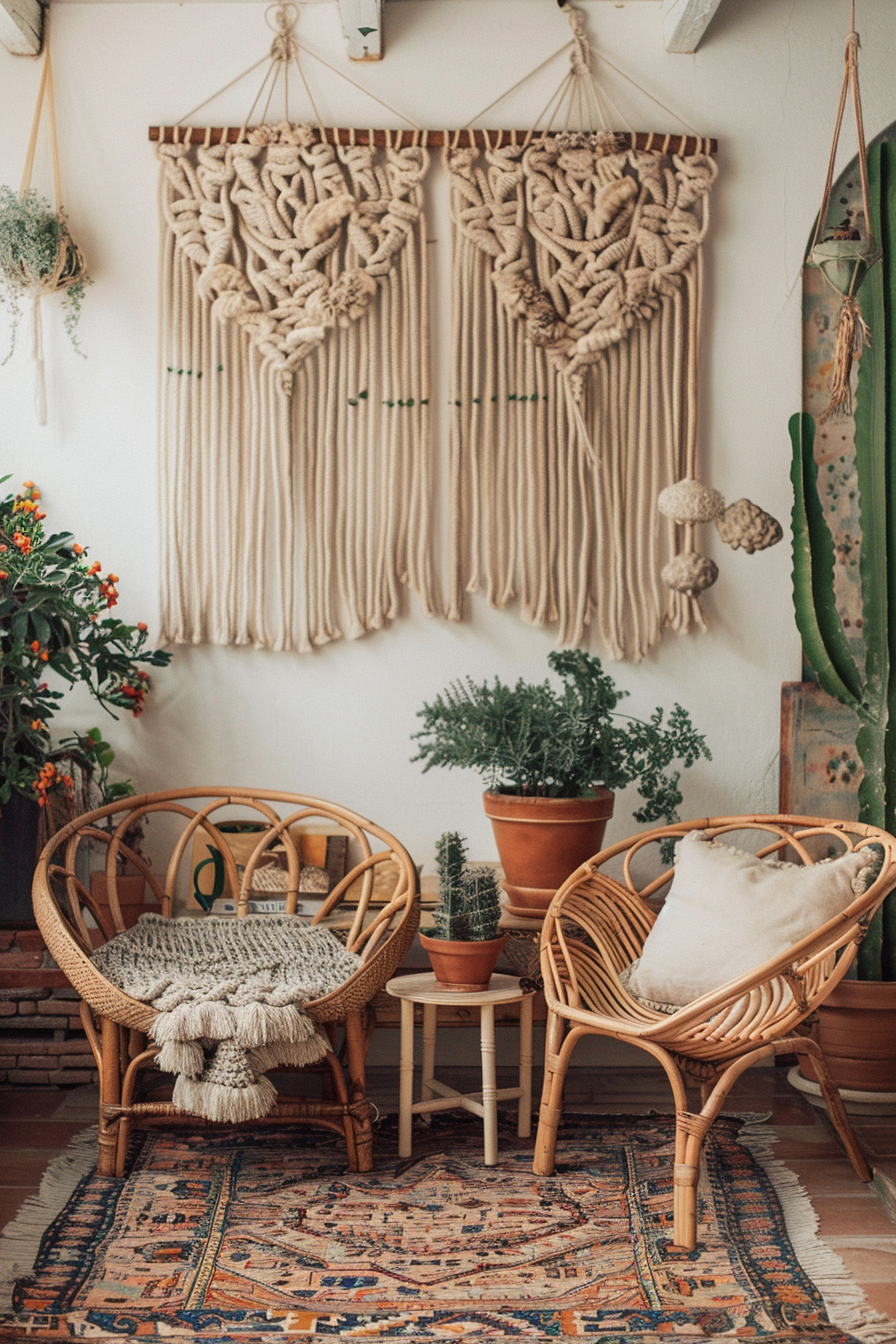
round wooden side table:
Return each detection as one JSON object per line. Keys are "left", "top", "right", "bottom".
{"left": 385, "top": 971, "right": 535, "bottom": 1166}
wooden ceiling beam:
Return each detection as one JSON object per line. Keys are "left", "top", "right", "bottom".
{"left": 662, "top": 0, "right": 723, "bottom": 53}
{"left": 0, "top": 0, "right": 43, "bottom": 55}
{"left": 337, "top": 0, "right": 382, "bottom": 61}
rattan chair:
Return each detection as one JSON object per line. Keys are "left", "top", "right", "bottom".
{"left": 32, "top": 788, "right": 419, "bottom": 1177}
{"left": 533, "top": 814, "right": 896, "bottom": 1251}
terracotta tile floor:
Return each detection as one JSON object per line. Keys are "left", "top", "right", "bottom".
{"left": 1, "top": 1066, "right": 894, "bottom": 1317}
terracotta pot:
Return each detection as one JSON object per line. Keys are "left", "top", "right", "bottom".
{"left": 419, "top": 932, "right": 507, "bottom": 992}
{"left": 0, "top": 792, "right": 41, "bottom": 927}
{"left": 90, "top": 871, "right": 159, "bottom": 936}
{"left": 799, "top": 979, "right": 896, "bottom": 1092}
{"left": 483, "top": 789, "right": 614, "bottom": 918}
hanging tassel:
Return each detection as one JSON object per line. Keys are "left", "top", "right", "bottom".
{"left": 820, "top": 294, "right": 871, "bottom": 422}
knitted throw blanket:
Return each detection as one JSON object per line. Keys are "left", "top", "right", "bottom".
{"left": 91, "top": 913, "right": 362, "bottom": 1123}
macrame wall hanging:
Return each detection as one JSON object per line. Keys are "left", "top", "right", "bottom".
{"left": 155, "top": 5, "right": 438, "bottom": 650}
{"left": 445, "top": 2, "right": 718, "bottom": 659}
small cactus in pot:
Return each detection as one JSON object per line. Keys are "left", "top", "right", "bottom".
{"left": 420, "top": 832, "right": 506, "bottom": 991}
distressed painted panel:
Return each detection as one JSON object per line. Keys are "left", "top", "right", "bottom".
{"left": 802, "top": 174, "right": 865, "bottom": 662}
{"left": 337, "top": 0, "right": 382, "bottom": 61}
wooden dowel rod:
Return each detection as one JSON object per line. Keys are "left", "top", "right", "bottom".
{"left": 148, "top": 125, "right": 717, "bottom": 155}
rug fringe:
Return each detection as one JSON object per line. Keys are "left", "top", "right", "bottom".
{"left": 0, "top": 1126, "right": 97, "bottom": 1302}
{"left": 737, "top": 1117, "right": 896, "bottom": 1344}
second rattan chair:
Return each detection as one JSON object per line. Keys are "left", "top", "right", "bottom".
{"left": 33, "top": 788, "right": 419, "bottom": 1177}
{"left": 533, "top": 814, "right": 896, "bottom": 1251}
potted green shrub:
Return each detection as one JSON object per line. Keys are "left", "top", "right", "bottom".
{"left": 419, "top": 832, "right": 506, "bottom": 991}
{"left": 789, "top": 138, "right": 896, "bottom": 1096}
{"left": 412, "top": 650, "right": 710, "bottom": 917}
{"left": 0, "top": 478, "right": 170, "bottom": 925}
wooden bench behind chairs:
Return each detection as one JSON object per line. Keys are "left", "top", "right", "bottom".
{"left": 32, "top": 788, "right": 419, "bottom": 1177}
{"left": 533, "top": 815, "right": 896, "bottom": 1252}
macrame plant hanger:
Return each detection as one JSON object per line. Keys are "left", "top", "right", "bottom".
{"left": 18, "top": 42, "right": 87, "bottom": 425}
{"left": 156, "top": 4, "right": 440, "bottom": 652}
{"left": 444, "top": 1, "right": 717, "bottom": 660}
{"left": 807, "top": 0, "right": 880, "bottom": 422}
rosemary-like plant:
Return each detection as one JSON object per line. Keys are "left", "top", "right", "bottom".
{"left": 0, "top": 185, "right": 90, "bottom": 361}
{"left": 432, "top": 832, "right": 502, "bottom": 942}
{"left": 413, "top": 650, "right": 710, "bottom": 826}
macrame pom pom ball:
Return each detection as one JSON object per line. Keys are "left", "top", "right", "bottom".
{"left": 715, "top": 499, "right": 783, "bottom": 554}
{"left": 657, "top": 478, "right": 725, "bottom": 525}
{"left": 662, "top": 552, "right": 719, "bottom": 596}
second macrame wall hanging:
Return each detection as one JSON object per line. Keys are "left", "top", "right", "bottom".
{"left": 153, "top": 2, "right": 763, "bottom": 662}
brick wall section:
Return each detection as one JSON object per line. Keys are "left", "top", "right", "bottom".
{"left": 0, "top": 929, "right": 98, "bottom": 1085}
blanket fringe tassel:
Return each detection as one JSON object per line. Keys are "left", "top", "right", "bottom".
{"left": 172, "top": 1074, "right": 280, "bottom": 1124}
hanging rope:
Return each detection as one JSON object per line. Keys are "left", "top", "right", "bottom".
{"left": 809, "top": 0, "right": 880, "bottom": 421}
{"left": 445, "top": 2, "right": 716, "bottom": 659}
{"left": 173, "top": 3, "right": 420, "bottom": 137}
{"left": 17, "top": 41, "right": 87, "bottom": 425}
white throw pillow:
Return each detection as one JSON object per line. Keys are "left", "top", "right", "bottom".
{"left": 625, "top": 831, "right": 877, "bottom": 1008}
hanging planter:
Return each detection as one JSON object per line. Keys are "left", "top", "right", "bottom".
{"left": 804, "top": 2, "right": 880, "bottom": 421}
{"left": 0, "top": 47, "right": 89, "bottom": 424}
{"left": 808, "top": 236, "right": 878, "bottom": 298}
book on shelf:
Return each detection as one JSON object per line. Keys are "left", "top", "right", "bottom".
{"left": 208, "top": 896, "right": 328, "bottom": 917}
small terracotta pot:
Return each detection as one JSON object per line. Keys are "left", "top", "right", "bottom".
{"left": 483, "top": 789, "right": 614, "bottom": 918}
{"left": 90, "top": 871, "right": 158, "bottom": 937}
{"left": 419, "top": 932, "right": 507, "bottom": 992}
{"left": 799, "top": 979, "right": 896, "bottom": 1093}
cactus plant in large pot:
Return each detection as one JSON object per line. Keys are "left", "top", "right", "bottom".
{"left": 789, "top": 135, "right": 896, "bottom": 1095}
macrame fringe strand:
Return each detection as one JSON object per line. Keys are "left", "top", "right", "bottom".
{"left": 819, "top": 294, "right": 871, "bottom": 423}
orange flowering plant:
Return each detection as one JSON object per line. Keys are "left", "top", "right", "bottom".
{"left": 0, "top": 476, "right": 170, "bottom": 813}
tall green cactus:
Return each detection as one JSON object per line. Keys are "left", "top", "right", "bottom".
{"left": 433, "top": 833, "right": 502, "bottom": 941}
{"left": 461, "top": 865, "right": 502, "bottom": 942}
{"left": 789, "top": 137, "right": 896, "bottom": 980}
{"left": 434, "top": 831, "right": 468, "bottom": 940}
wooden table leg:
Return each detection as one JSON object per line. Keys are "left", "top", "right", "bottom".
{"left": 421, "top": 1002, "right": 437, "bottom": 1113}
{"left": 480, "top": 1003, "right": 498, "bottom": 1166}
{"left": 399, "top": 997, "right": 415, "bottom": 1158}
{"left": 518, "top": 993, "right": 533, "bottom": 1138}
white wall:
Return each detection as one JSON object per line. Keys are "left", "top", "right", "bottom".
{"left": 2, "top": 0, "right": 892, "bottom": 879}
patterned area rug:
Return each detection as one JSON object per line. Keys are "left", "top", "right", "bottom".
{"left": 0, "top": 1113, "right": 890, "bottom": 1342}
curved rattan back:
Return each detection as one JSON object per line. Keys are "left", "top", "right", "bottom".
{"left": 32, "top": 787, "right": 419, "bottom": 1034}
{"left": 540, "top": 814, "right": 896, "bottom": 1062}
